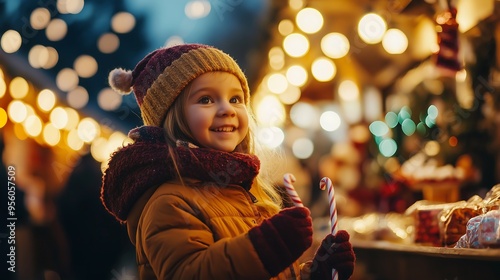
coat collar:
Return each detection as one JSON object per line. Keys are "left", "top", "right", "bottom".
{"left": 100, "top": 126, "right": 260, "bottom": 223}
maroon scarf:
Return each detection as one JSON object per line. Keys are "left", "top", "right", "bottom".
{"left": 100, "top": 126, "right": 260, "bottom": 223}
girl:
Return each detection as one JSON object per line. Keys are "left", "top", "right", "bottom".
{"left": 101, "top": 44, "right": 355, "bottom": 280}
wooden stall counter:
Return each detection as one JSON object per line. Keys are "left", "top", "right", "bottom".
{"left": 351, "top": 239, "right": 500, "bottom": 280}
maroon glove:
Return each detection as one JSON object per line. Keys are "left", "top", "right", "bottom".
{"left": 248, "top": 207, "right": 313, "bottom": 276}
{"left": 310, "top": 230, "right": 355, "bottom": 280}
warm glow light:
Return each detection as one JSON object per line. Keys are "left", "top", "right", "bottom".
{"left": 37, "top": 89, "right": 56, "bottom": 112}
{"left": 456, "top": 0, "right": 494, "bottom": 33}
{"left": 42, "top": 47, "right": 59, "bottom": 69}
{"left": 255, "top": 95, "right": 286, "bottom": 126}
{"left": 257, "top": 126, "right": 285, "bottom": 149}
{"left": 91, "top": 137, "right": 109, "bottom": 162}
{"left": 278, "top": 19, "right": 294, "bottom": 36}
{"left": 339, "top": 80, "right": 362, "bottom": 124}
{"left": 14, "top": 123, "right": 28, "bottom": 140}
{"left": 279, "top": 85, "right": 301, "bottom": 105}
{"left": 50, "top": 107, "right": 69, "bottom": 129}
{"left": 268, "top": 47, "right": 285, "bottom": 70}
{"left": 456, "top": 69, "right": 467, "bottom": 82}
{"left": 23, "top": 115, "right": 43, "bottom": 137}
{"left": 56, "top": 68, "right": 79, "bottom": 91}
{"left": 267, "top": 73, "right": 288, "bottom": 94}
{"left": 289, "top": 0, "right": 304, "bottom": 10}
{"left": 67, "top": 129, "right": 84, "bottom": 151}
{"left": 413, "top": 18, "right": 439, "bottom": 59}
{"left": 98, "top": 33, "right": 120, "bottom": 54}
{"left": 28, "top": 45, "right": 49, "bottom": 69}
{"left": 165, "top": 36, "right": 184, "bottom": 47}
{"left": 43, "top": 123, "right": 61, "bottom": 146}
{"left": 320, "top": 111, "right": 342, "bottom": 132}
{"left": 8, "top": 101, "right": 28, "bottom": 123}
{"left": 363, "top": 87, "right": 383, "bottom": 122}
{"left": 286, "top": 65, "right": 308, "bottom": 87}
{"left": 98, "top": 88, "right": 122, "bottom": 111}
{"left": 9, "top": 77, "right": 29, "bottom": 99}
{"left": 424, "top": 140, "right": 440, "bottom": 156}
{"left": 382, "top": 28, "right": 408, "bottom": 54}
{"left": 292, "top": 138, "right": 314, "bottom": 159}
{"left": 64, "top": 107, "right": 80, "bottom": 130}
{"left": 311, "top": 57, "right": 336, "bottom": 82}
{"left": 59, "top": 0, "right": 85, "bottom": 14}
{"left": 358, "top": 13, "right": 387, "bottom": 44}
{"left": 25, "top": 104, "right": 36, "bottom": 117}
{"left": 342, "top": 99, "right": 363, "bottom": 124}
{"left": 46, "top": 18, "right": 67, "bottom": 41}
{"left": 107, "top": 131, "right": 128, "bottom": 156}
{"left": 30, "top": 8, "right": 51, "bottom": 30}
{"left": 77, "top": 118, "right": 100, "bottom": 143}
{"left": 74, "top": 55, "right": 98, "bottom": 78}
{"left": 185, "top": 0, "right": 211, "bottom": 19}
{"left": 67, "top": 86, "right": 89, "bottom": 109}
{"left": 0, "top": 79, "right": 5, "bottom": 98}
{"left": 321, "top": 32, "right": 350, "bottom": 58}
{"left": 283, "top": 33, "right": 309, "bottom": 57}
{"left": 449, "top": 136, "right": 458, "bottom": 147}
{"left": 111, "top": 12, "right": 136, "bottom": 33}
{"left": 1, "top": 30, "right": 22, "bottom": 53}
{"left": 338, "top": 80, "right": 359, "bottom": 101}
{"left": 290, "top": 102, "right": 319, "bottom": 129}
{"left": 296, "top": 7, "right": 323, "bottom": 34}
{"left": 0, "top": 108, "right": 7, "bottom": 129}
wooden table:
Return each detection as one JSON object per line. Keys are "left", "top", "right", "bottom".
{"left": 351, "top": 239, "right": 500, "bottom": 280}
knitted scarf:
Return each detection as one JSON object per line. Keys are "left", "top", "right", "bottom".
{"left": 100, "top": 126, "right": 260, "bottom": 223}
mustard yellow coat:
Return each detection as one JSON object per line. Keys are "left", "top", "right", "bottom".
{"left": 126, "top": 178, "right": 311, "bottom": 280}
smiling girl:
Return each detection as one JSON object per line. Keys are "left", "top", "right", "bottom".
{"left": 101, "top": 44, "right": 354, "bottom": 280}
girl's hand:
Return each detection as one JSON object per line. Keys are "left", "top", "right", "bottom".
{"left": 310, "top": 230, "right": 355, "bottom": 280}
{"left": 248, "top": 207, "right": 313, "bottom": 276}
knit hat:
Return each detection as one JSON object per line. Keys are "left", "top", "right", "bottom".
{"left": 108, "top": 44, "right": 250, "bottom": 127}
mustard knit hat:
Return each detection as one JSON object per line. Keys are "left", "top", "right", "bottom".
{"left": 108, "top": 44, "right": 250, "bottom": 127}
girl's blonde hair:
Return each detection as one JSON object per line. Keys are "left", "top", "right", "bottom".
{"left": 163, "top": 81, "right": 283, "bottom": 215}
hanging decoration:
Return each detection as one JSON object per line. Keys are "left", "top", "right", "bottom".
{"left": 435, "top": 1, "right": 461, "bottom": 76}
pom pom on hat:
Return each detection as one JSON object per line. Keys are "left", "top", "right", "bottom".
{"left": 108, "top": 68, "right": 133, "bottom": 95}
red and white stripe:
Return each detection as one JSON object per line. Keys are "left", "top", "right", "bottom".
{"left": 320, "top": 177, "right": 338, "bottom": 280}
{"left": 283, "top": 173, "right": 304, "bottom": 207}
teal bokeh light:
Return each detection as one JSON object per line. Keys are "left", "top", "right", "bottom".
{"left": 385, "top": 111, "right": 398, "bottom": 128}
{"left": 398, "top": 106, "right": 412, "bottom": 124}
{"left": 369, "top": 121, "right": 389, "bottom": 137}
{"left": 401, "top": 119, "right": 416, "bottom": 136}
{"left": 417, "top": 122, "right": 427, "bottom": 135}
{"left": 379, "top": 139, "right": 397, "bottom": 157}
{"left": 427, "top": 105, "right": 438, "bottom": 119}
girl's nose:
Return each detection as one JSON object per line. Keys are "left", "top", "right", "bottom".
{"left": 217, "top": 101, "right": 236, "bottom": 117}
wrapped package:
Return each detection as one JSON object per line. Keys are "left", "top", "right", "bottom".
{"left": 455, "top": 209, "right": 500, "bottom": 248}
{"left": 483, "top": 184, "right": 500, "bottom": 211}
{"left": 478, "top": 209, "right": 500, "bottom": 247}
{"left": 439, "top": 196, "right": 482, "bottom": 246}
{"left": 408, "top": 202, "right": 460, "bottom": 246}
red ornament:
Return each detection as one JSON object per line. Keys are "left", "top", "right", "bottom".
{"left": 435, "top": 7, "right": 461, "bottom": 76}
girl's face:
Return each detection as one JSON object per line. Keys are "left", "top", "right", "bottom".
{"left": 183, "top": 71, "right": 249, "bottom": 152}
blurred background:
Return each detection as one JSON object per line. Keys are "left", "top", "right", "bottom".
{"left": 1, "top": 0, "right": 499, "bottom": 279}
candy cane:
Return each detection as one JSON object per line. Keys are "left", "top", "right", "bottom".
{"left": 320, "top": 177, "right": 338, "bottom": 280}
{"left": 283, "top": 173, "right": 304, "bottom": 207}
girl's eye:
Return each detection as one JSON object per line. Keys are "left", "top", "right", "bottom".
{"left": 230, "top": 96, "right": 243, "bottom": 103}
{"left": 198, "top": 96, "right": 212, "bottom": 104}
